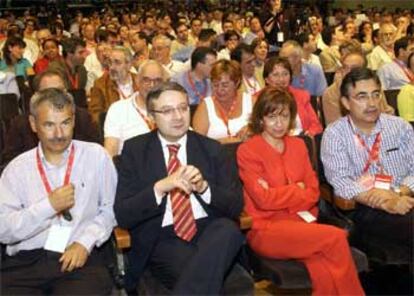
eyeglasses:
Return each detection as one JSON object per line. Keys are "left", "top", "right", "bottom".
{"left": 350, "top": 91, "right": 382, "bottom": 103}
{"left": 151, "top": 104, "right": 189, "bottom": 116}
{"left": 141, "top": 77, "right": 163, "bottom": 86}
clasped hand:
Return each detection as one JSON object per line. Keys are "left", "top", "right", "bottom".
{"left": 155, "top": 165, "right": 208, "bottom": 196}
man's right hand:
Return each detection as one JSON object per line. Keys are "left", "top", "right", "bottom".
{"left": 381, "top": 195, "right": 414, "bottom": 215}
{"left": 48, "top": 184, "right": 75, "bottom": 213}
{"left": 154, "top": 166, "right": 193, "bottom": 196}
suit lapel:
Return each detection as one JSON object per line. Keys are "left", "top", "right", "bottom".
{"left": 146, "top": 131, "right": 168, "bottom": 182}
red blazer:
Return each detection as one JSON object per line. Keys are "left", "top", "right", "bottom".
{"left": 288, "top": 86, "right": 323, "bottom": 136}
{"left": 237, "top": 135, "right": 319, "bottom": 229}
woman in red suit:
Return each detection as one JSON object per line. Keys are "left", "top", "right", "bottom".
{"left": 261, "top": 56, "right": 323, "bottom": 136}
{"left": 237, "top": 88, "right": 364, "bottom": 295}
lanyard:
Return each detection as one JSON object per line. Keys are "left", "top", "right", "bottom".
{"left": 187, "top": 71, "right": 207, "bottom": 101}
{"left": 243, "top": 76, "right": 259, "bottom": 93}
{"left": 348, "top": 118, "right": 382, "bottom": 174}
{"left": 394, "top": 59, "right": 414, "bottom": 83}
{"left": 36, "top": 145, "right": 75, "bottom": 194}
{"left": 212, "top": 96, "right": 238, "bottom": 137}
{"left": 132, "top": 99, "right": 156, "bottom": 130}
{"left": 118, "top": 85, "right": 133, "bottom": 100}
{"left": 65, "top": 64, "right": 79, "bottom": 90}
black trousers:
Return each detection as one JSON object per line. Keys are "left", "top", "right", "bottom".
{"left": 148, "top": 217, "right": 244, "bottom": 295}
{"left": 1, "top": 248, "right": 112, "bottom": 295}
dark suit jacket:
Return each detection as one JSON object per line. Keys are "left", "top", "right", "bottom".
{"left": 114, "top": 130, "right": 243, "bottom": 291}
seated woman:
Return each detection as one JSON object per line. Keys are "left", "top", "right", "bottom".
{"left": 0, "top": 36, "right": 34, "bottom": 80}
{"left": 192, "top": 59, "right": 254, "bottom": 144}
{"left": 33, "top": 38, "right": 61, "bottom": 74}
{"left": 237, "top": 88, "right": 364, "bottom": 296}
{"left": 261, "top": 56, "right": 323, "bottom": 136}
{"left": 398, "top": 52, "right": 414, "bottom": 125}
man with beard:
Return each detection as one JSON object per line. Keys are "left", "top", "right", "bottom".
{"left": 88, "top": 46, "right": 139, "bottom": 123}
{"left": 321, "top": 68, "right": 414, "bottom": 272}
{"left": 0, "top": 88, "right": 117, "bottom": 295}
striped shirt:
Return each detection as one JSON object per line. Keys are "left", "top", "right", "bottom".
{"left": 321, "top": 114, "right": 414, "bottom": 199}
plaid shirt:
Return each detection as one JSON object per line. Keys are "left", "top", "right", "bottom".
{"left": 321, "top": 114, "right": 414, "bottom": 199}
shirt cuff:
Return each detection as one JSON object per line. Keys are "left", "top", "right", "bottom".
{"left": 37, "top": 197, "right": 59, "bottom": 219}
{"left": 153, "top": 186, "right": 164, "bottom": 206}
{"left": 75, "top": 236, "right": 95, "bottom": 254}
{"left": 198, "top": 186, "right": 211, "bottom": 204}
{"left": 401, "top": 176, "right": 414, "bottom": 192}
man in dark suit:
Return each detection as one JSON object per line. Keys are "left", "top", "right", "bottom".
{"left": 114, "top": 82, "right": 244, "bottom": 294}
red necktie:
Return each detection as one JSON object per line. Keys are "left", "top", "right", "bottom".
{"left": 167, "top": 144, "right": 197, "bottom": 241}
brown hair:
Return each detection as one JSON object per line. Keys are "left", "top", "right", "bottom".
{"left": 248, "top": 87, "right": 297, "bottom": 134}
{"left": 210, "top": 59, "right": 242, "bottom": 88}
{"left": 263, "top": 56, "right": 292, "bottom": 82}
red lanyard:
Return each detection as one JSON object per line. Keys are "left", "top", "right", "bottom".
{"left": 212, "top": 96, "right": 238, "bottom": 137}
{"left": 65, "top": 64, "right": 79, "bottom": 90}
{"left": 133, "top": 101, "right": 156, "bottom": 130}
{"left": 187, "top": 71, "right": 207, "bottom": 101}
{"left": 36, "top": 145, "right": 75, "bottom": 194}
{"left": 394, "top": 59, "right": 414, "bottom": 83}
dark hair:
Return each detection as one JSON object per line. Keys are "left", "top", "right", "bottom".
{"left": 61, "top": 37, "right": 86, "bottom": 58}
{"left": 230, "top": 43, "right": 254, "bottom": 63}
{"left": 95, "top": 29, "right": 109, "bottom": 43}
{"left": 408, "top": 52, "right": 414, "bottom": 71}
{"left": 32, "top": 69, "right": 65, "bottom": 91}
{"left": 224, "top": 30, "right": 240, "bottom": 42}
{"left": 263, "top": 56, "right": 292, "bottom": 81}
{"left": 42, "top": 38, "right": 60, "bottom": 50}
{"left": 2, "top": 36, "right": 26, "bottom": 65}
{"left": 340, "top": 68, "right": 381, "bottom": 98}
{"left": 199, "top": 28, "right": 217, "bottom": 42}
{"left": 146, "top": 81, "right": 188, "bottom": 111}
{"left": 249, "top": 87, "right": 297, "bottom": 134}
{"left": 251, "top": 38, "right": 269, "bottom": 52}
{"left": 394, "top": 36, "right": 412, "bottom": 58}
{"left": 296, "top": 32, "right": 311, "bottom": 47}
{"left": 191, "top": 46, "right": 217, "bottom": 70}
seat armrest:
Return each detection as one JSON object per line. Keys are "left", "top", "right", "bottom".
{"left": 239, "top": 211, "right": 252, "bottom": 230}
{"left": 334, "top": 196, "right": 356, "bottom": 210}
{"left": 114, "top": 227, "right": 131, "bottom": 250}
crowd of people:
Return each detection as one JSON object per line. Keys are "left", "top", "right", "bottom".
{"left": 0, "top": 0, "right": 413, "bottom": 295}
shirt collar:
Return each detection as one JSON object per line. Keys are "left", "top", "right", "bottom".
{"left": 158, "top": 133, "right": 187, "bottom": 150}
{"left": 347, "top": 114, "right": 383, "bottom": 137}
{"left": 37, "top": 141, "right": 73, "bottom": 169}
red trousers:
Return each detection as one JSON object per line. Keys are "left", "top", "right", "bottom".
{"left": 248, "top": 219, "right": 365, "bottom": 295}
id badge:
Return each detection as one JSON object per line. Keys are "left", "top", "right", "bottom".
{"left": 44, "top": 224, "right": 72, "bottom": 253}
{"left": 297, "top": 211, "right": 317, "bottom": 223}
{"left": 374, "top": 174, "right": 392, "bottom": 190}
{"left": 357, "top": 173, "right": 375, "bottom": 191}
{"left": 277, "top": 32, "right": 284, "bottom": 42}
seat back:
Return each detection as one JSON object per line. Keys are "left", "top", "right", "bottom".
{"left": 384, "top": 89, "right": 400, "bottom": 116}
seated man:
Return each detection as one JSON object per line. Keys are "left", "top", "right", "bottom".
{"left": 114, "top": 82, "right": 244, "bottom": 294}
{"left": 2, "top": 70, "right": 101, "bottom": 164}
{"left": 322, "top": 52, "right": 394, "bottom": 125}
{"left": 321, "top": 68, "right": 414, "bottom": 264}
{"left": 104, "top": 60, "right": 169, "bottom": 157}
{"left": 0, "top": 88, "right": 117, "bottom": 294}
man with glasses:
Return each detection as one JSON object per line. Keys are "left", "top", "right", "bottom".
{"left": 88, "top": 46, "right": 139, "bottom": 123}
{"left": 114, "top": 82, "right": 244, "bottom": 294}
{"left": 151, "top": 34, "right": 186, "bottom": 77}
{"left": 321, "top": 68, "right": 414, "bottom": 270}
{"left": 104, "top": 60, "right": 169, "bottom": 157}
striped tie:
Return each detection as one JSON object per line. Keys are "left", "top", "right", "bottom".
{"left": 167, "top": 144, "right": 197, "bottom": 241}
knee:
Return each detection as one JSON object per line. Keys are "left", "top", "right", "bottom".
{"left": 210, "top": 218, "right": 244, "bottom": 244}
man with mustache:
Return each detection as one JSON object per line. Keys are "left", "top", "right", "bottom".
{"left": 88, "top": 46, "right": 139, "bottom": 123}
{"left": 321, "top": 68, "right": 414, "bottom": 271}
{"left": 0, "top": 88, "right": 117, "bottom": 294}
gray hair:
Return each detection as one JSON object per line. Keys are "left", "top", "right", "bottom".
{"left": 152, "top": 34, "right": 172, "bottom": 48}
{"left": 112, "top": 45, "right": 133, "bottom": 63}
{"left": 138, "top": 59, "right": 170, "bottom": 81}
{"left": 30, "top": 88, "right": 75, "bottom": 117}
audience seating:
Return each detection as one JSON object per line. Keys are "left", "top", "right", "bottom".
{"left": 384, "top": 89, "right": 400, "bottom": 116}
{"left": 0, "top": 93, "right": 20, "bottom": 164}
{"left": 68, "top": 89, "right": 88, "bottom": 108}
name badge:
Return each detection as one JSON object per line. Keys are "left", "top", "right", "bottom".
{"left": 374, "top": 174, "right": 393, "bottom": 190}
{"left": 277, "top": 32, "right": 284, "bottom": 42}
{"left": 44, "top": 225, "right": 72, "bottom": 253}
{"left": 357, "top": 173, "right": 375, "bottom": 191}
{"left": 297, "top": 211, "right": 317, "bottom": 223}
